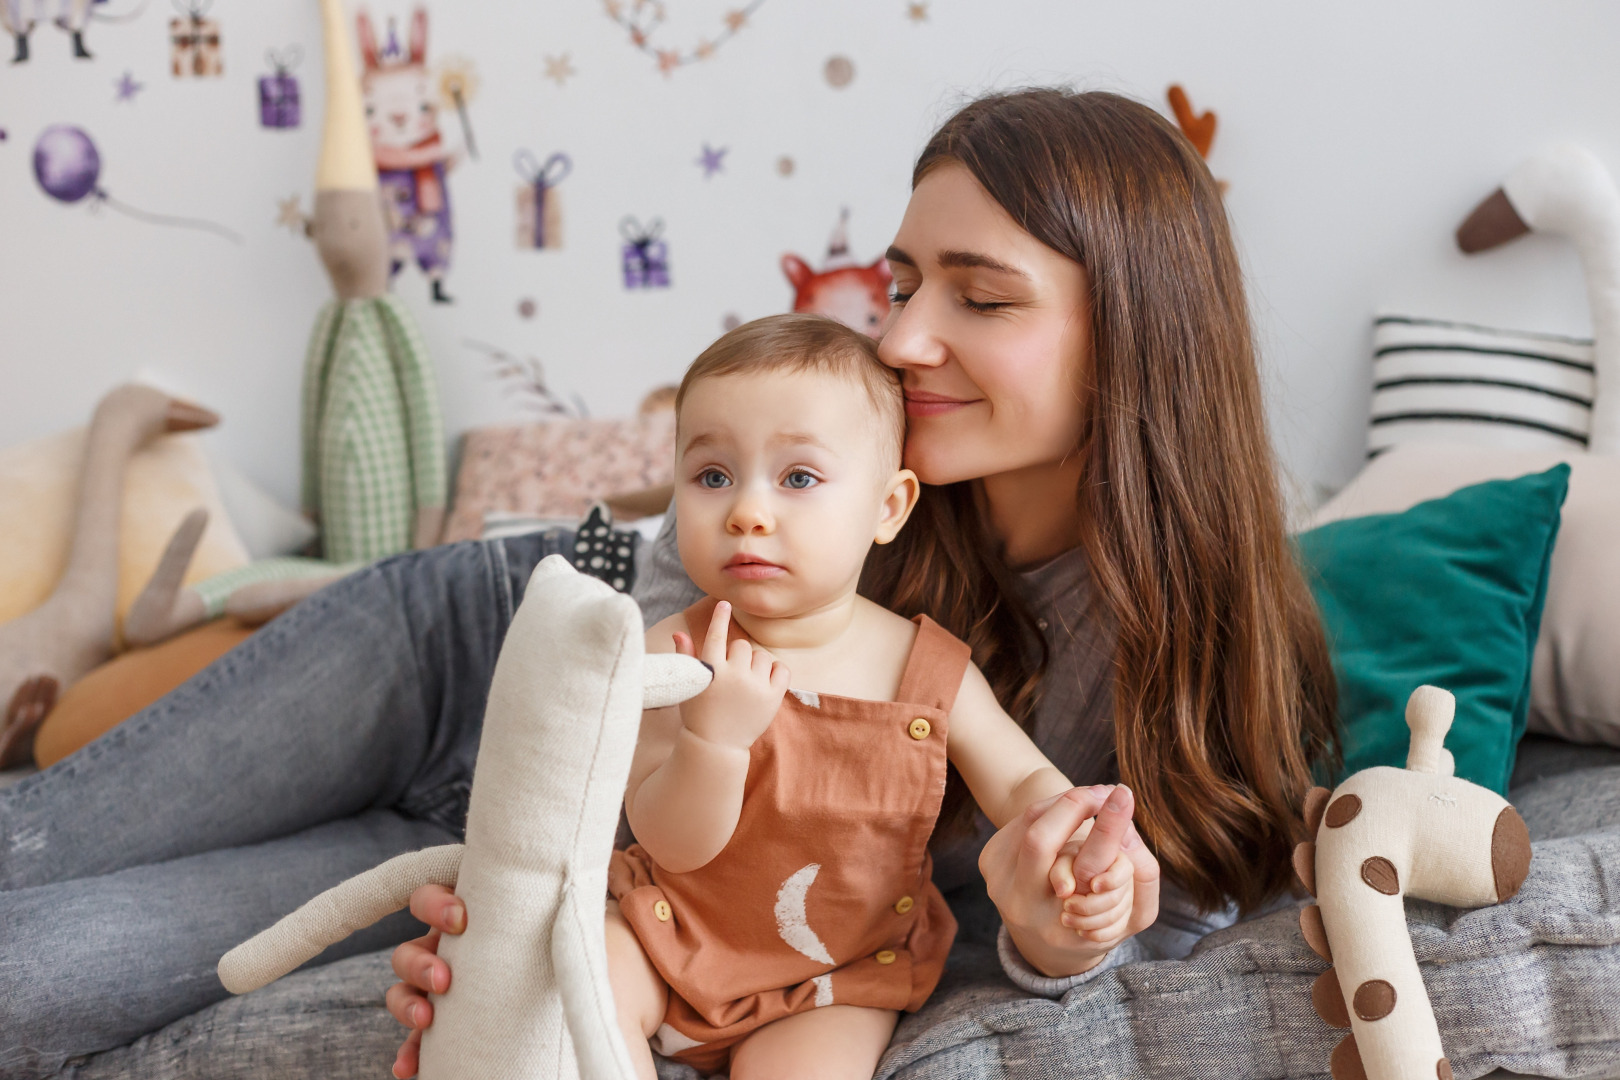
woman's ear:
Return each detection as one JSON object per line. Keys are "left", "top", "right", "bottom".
{"left": 874, "top": 469, "right": 921, "bottom": 545}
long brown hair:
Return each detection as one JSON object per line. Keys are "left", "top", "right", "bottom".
{"left": 862, "top": 89, "right": 1339, "bottom": 914}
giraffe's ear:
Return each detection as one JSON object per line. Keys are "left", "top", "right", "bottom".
{"left": 643, "top": 654, "right": 711, "bottom": 710}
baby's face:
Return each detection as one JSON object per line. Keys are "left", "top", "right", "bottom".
{"left": 675, "top": 369, "right": 908, "bottom": 620}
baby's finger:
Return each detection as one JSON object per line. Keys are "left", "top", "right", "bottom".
{"left": 1049, "top": 851, "right": 1078, "bottom": 899}
{"left": 1080, "top": 910, "right": 1133, "bottom": 946}
{"left": 1061, "top": 899, "right": 1130, "bottom": 933}
{"left": 1063, "top": 886, "right": 1130, "bottom": 919}
{"left": 1088, "top": 853, "right": 1135, "bottom": 896}
{"left": 672, "top": 631, "right": 695, "bottom": 658}
{"left": 702, "top": 602, "right": 734, "bottom": 666}
{"left": 769, "top": 660, "right": 791, "bottom": 695}
{"left": 750, "top": 646, "right": 776, "bottom": 677}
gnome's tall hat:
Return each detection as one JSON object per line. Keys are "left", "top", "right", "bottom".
{"left": 312, "top": 0, "right": 389, "bottom": 301}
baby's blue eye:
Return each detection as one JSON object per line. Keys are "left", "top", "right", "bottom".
{"left": 698, "top": 469, "right": 730, "bottom": 489}
{"left": 783, "top": 470, "right": 818, "bottom": 490}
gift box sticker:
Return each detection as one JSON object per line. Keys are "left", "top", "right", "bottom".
{"left": 620, "top": 216, "right": 670, "bottom": 289}
{"left": 170, "top": 0, "right": 223, "bottom": 79}
{"left": 514, "top": 150, "right": 571, "bottom": 250}
{"left": 259, "top": 46, "right": 302, "bottom": 129}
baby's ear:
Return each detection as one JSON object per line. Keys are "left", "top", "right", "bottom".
{"left": 874, "top": 468, "right": 921, "bottom": 545}
{"left": 643, "top": 653, "right": 712, "bottom": 709}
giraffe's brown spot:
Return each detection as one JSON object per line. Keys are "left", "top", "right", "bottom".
{"left": 1331, "top": 1032, "right": 1368, "bottom": 1080}
{"left": 1437, "top": 1058, "right": 1453, "bottom": 1080}
{"left": 1312, "top": 969, "right": 1350, "bottom": 1028}
{"left": 1361, "top": 856, "right": 1400, "bottom": 895}
{"left": 1325, "top": 793, "right": 1363, "bottom": 829}
{"left": 1492, "top": 806, "right": 1532, "bottom": 902}
{"left": 1293, "top": 841, "right": 1317, "bottom": 897}
{"left": 1304, "top": 786, "right": 1331, "bottom": 836}
{"left": 1300, "top": 904, "right": 1332, "bottom": 962}
{"left": 1353, "top": 978, "right": 1396, "bottom": 1020}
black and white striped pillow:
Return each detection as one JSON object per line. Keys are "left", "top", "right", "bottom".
{"left": 1369, "top": 315, "right": 1595, "bottom": 455}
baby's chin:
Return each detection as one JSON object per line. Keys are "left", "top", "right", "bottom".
{"left": 689, "top": 573, "right": 817, "bottom": 622}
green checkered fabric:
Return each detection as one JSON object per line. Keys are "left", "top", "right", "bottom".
{"left": 192, "top": 557, "right": 363, "bottom": 618}
{"left": 301, "top": 297, "right": 447, "bottom": 563}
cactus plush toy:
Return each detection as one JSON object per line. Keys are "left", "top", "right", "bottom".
{"left": 1295, "top": 686, "right": 1534, "bottom": 1080}
{"left": 217, "top": 555, "right": 711, "bottom": 1079}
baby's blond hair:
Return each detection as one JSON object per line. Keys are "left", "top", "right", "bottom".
{"left": 675, "top": 314, "right": 905, "bottom": 471}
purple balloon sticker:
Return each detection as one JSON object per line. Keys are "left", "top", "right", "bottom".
{"left": 33, "top": 124, "right": 102, "bottom": 203}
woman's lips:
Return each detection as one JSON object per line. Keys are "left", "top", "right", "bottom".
{"left": 904, "top": 391, "right": 980, "bottom": 418}
{"left": 724, "top": 555, "right": 786, "bottom": 580}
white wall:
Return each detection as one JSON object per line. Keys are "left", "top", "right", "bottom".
{"left": 2, "top": 0, "right": 1617, "bottom": 508}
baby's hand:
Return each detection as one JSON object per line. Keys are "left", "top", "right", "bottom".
{"left": 1055, "top": 849, "right": 1135, "bottom": 950}
{"left": 672, "top": 601, "right": 789, "bottom": 751}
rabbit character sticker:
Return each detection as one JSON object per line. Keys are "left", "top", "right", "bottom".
{"left": 358, "top": 7, "right": 461, "bottom": 303}
{"left": 781, "top": 208, "right": 891, "bottom": 338}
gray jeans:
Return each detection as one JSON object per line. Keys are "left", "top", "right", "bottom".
{"left": 0, "top": 534, "right": 565, "bottom": 1079}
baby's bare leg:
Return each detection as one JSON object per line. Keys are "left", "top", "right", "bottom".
{"left": 729, "top": 1004, "right": 899, "bottom": 1080}
{"left": 605, "top": 899, "right": 669, "bottom": 1080}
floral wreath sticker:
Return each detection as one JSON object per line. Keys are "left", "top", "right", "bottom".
{"left": 602, "top": 0, "right": 767, "bottom": 76}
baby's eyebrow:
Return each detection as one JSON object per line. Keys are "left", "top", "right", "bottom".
{"left": 680, "top": 431, "right": 725, "bottom": 455}
{"left": 771, "top": 431, "right": 834, "bottom": 452}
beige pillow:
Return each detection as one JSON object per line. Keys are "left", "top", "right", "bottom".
{"left": 0, "top": 428, "right": 252, "bottom": 627}
{"left": 1310, "top": 442, "right": 1620, "bottom": 747}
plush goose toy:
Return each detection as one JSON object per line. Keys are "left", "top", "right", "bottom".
{"left": 219, "top": 555, "right": 711, "bottom": 1080}
{"left": 1457, "top": 143, "right": 1620, "bottom": 454}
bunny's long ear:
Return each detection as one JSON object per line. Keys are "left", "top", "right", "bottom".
{"left": 408, "top": 7, "right": 427, "bottom": 64}
{"left": 643, "top": 654, "right": 712, "bottom": 710}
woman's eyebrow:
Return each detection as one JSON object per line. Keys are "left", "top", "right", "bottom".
{"left": 885, "top": 244, "right": 1029, "bottom": 279}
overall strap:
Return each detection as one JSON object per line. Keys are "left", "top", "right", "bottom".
{"left": 894, "top": 616, "right": 973, "bottom": 714}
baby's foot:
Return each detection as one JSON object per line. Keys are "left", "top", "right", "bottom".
{"left": 0, "top": 675, "right": 59, "bottom": 770}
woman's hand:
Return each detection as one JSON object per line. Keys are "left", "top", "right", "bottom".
{"left": 979, "top": 784, "right": 1160, "bottom": 979}
{"left": 386, "top": 883, "right": 467, "bottom": 1079}
{"left": 671, "top": 600, "right": 789, "bottom": 751}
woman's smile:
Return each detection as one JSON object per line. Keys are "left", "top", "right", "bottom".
{"left": 903, "top": 389, "right": 982, "bottom": 418}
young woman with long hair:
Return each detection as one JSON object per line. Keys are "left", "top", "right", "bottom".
{"left": 385, "top": 87, "right": 1340, "bottom": 1071}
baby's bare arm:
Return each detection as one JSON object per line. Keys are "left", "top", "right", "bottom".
{"left": 946, "top": 664, "right": 1074, "bottom": 827}
{"left": 623, "top": 607, "right": 787, "bottom": 873}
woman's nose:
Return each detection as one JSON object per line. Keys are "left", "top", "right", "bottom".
{"left": 877, "top": 292, "right": 948, "bottom": 372}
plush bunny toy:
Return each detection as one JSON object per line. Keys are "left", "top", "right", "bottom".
{"left": 218, "top": 555, "right": 711, "bottom": 1080}
{"left": 1295, "top": 686, "right": 1533, "bottom": 1080}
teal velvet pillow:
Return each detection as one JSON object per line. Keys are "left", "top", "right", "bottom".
{"left": 1296, "top": 465, "right": 1569, "bottom": 794}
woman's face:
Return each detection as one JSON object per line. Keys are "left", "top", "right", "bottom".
{"left": 878, "top": 163, "right": 1092, "bottom": 486}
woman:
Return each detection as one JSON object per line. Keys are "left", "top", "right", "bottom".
{"left": 383, "top": 88, "right": 1337, "bottom": 1076}
{"left": 0, "top": 89, "right": 1329, "bottom": 1077}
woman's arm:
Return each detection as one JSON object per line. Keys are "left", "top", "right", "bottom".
{"left": 623, "top": 603, "right": 788, "bottom": 873}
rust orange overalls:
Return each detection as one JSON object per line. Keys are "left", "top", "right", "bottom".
{"left": 608, "top": 597, "right": 968, "bottom": 1072}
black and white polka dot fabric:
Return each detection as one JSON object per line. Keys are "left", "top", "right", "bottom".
{"left": 570, "top": 503, "right": 639, "bottom": 593}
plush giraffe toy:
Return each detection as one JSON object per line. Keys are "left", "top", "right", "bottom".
{"left": 1295, "top": 686, "right": 1533, "bottom": 1080}
{"left": 217, "top": 555, "right": 711, "bottom": 1079}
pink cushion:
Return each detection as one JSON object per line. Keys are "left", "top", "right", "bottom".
{"left": 443, "top": 415, "right": 676, "bottom": 543}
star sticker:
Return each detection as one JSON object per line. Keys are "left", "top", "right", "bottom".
{"left": 656, "top": 48, "right": 680, "bottom": 75}
{"left": 602, "top": 0, "right": 624, "bottom": 17}
{"left": 696, "top": 143, "right": 727, "bottom": 178}
{"left": 114, "top": 70, "right": 143, "bottom": 102}
{"left": 724, "top": 8, "right": 748, "bottom": 32}
{"left": 543, "top": 53, "right": 576, "bottom": 86}
{"left": 906, "top": 2, "right": 928, "bottom": 21}
{"left": 275, "top": 195, "right": 306, "bottom": 232}
{"left": 693, "top": 38, "right": 714, "bottom": 60}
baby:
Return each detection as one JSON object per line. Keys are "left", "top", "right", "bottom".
{"left": 604, "top": 313, "right": 1132, "bottom": 1077}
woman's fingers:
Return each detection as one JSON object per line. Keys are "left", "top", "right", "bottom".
{"left": 1068, "top": 785, "right": 1134, "bottom": 887}
{"left": 407, "top": 883, "right": 466, "bottom": 935}
{"left": 1014, "top": 787, "right": 1108, "bottom": 899}
{"left": 390, "top": 931, "right": 447, "bottom": 994}
{"left": 703, "top": 601, "right": 734, "bottom": 666}
{"left": 392, "top": 1027, "right": 423, "bottom": 1079}
{"left": 1122, "top": 825, "right": 1162, "bottom": 935}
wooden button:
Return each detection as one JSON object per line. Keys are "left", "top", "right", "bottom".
{"left": 875, "top": 949, "right": 897, "bottom": 965}
{"left": 894, "top": 895, "right": 914, "bottom": 915}
{"left": 908, "top": 718, "right": 932, "bottom": 740}
{"left": 653, "top": 900, "right": 671, "bottom": 922}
